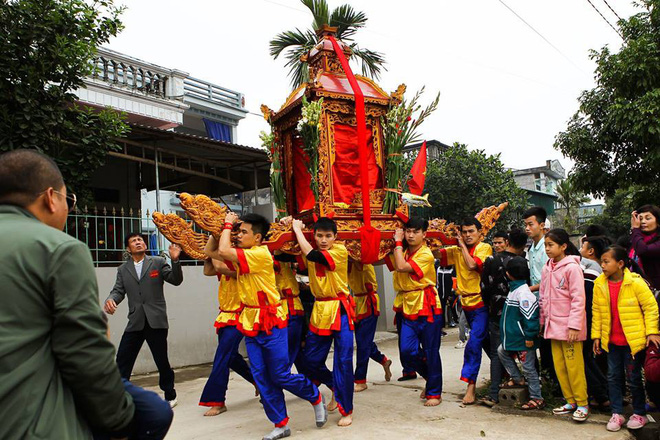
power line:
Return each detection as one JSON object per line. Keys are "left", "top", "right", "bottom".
{"left": 497, "top": 0, "right": 584, "bottom": 72}
{"left": 586, "top": 0, "right": 623, "bottom": 38}
{"left": 600, "top": 0, "right": 622, "bottom": 21}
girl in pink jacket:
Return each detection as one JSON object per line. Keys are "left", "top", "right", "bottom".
{"left": 539, "top": 229, "right": 588, "bottom": 422}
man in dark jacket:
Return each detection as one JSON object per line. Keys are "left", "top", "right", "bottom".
{"left": 479, "top": 228, "right": 528, "bottom": 406}
{"left": 0, "top": 150, "right": 134, "bottom": 438}
{"left": 104, "top": 233, "right": 183, "bottom": 407}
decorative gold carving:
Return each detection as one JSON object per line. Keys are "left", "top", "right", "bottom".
{"left": 391, "top": 84, "right": 407, "bottom": 104}
{"left": 178, "top": 193, "right": 228, "bottom": 236}
{"left": 260, "top": 104, "right": 274, "bottom": 122}
{"left": 152, "top": 212, "right": 208, "bottom": 260}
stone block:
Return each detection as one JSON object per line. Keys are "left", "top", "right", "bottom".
{"left": 498, "top": 387, "right": 529, "bottom": 407}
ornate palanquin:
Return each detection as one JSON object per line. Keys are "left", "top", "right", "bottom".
{"left": 152, "top": 27, "right": 507, "bottom": 261}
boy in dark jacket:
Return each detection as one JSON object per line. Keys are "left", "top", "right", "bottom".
{"left": 497, "top": 257, "right": 544, "bottom": 410}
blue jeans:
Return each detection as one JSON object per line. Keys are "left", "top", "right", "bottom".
{"left": 498, "top": 345, "right": 542, "bottom": 400}
{"left": 488, "top": 321, "right": 505, "bottom": 401}
{"left": 93, "top": 379, "right": 173, "bottom": 440}
{"left": 607, "top": 344, "right": 646, "bottom": 415}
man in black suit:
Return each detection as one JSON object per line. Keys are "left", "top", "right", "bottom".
{"left": 104, "top": 233, "right": 183, "bottom": 407}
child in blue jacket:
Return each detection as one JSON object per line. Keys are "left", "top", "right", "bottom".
{"left": 497, "top": 256, "right": 544, "bottom": 410}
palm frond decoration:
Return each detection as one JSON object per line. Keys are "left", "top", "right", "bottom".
{"left": 269, "top": 0, "right": 386, "bottom": 88}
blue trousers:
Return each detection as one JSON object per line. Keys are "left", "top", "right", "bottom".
{"left": 608, "top": 344, "right": 646, "bottom": 415}
{"left": 400, "top": 314, "right": 444, "bottom": 398}
{"left": 396, "top": 311, "right": 417, "bottom": 377}
{"left": 303, "top": 313, "right": 354, "bottom": 415}
{"left": 461, "top": 307, "right": 489, "bottom": 383}
{"left": 93, "top": 379, "right": 173, "bottom": 440}
{"left": 245, "top": 326, "right": 321, "bottom": 427}
{"left": 287, "top": 315, "right": 304, "bottom": 370}
{"left": 354, "top": 313, "right": 386, "bottom": 383}
{"left": 199, "top": 326, "right": 254, "bottom": 406}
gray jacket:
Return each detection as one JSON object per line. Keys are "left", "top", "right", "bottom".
{"left": 107, "top": 255, "right": 183, "bottom": 331}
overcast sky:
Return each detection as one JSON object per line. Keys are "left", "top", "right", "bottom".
{"left": 107, "top": 0, "right": 637, "bottom": 172}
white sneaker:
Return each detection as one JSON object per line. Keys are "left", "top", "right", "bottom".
{"left": 168, "top": 398, "right": 178, "bottom": 408}
{"left": 455, "top": 341, "right": 466, "bottom": 349}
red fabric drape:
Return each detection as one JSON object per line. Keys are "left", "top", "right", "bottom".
{"left": 329, "top": 35, "right": 381, "bottom": 264}
{"left": 292, "top": 136, "right": 315, "bottom": 211}
{"left": 332, "top": 124, "right": 382, "bottom": 204}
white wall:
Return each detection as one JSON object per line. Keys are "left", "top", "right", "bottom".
{"left": 97, "top": 265, "right": 219, "bottom": 375}
{"left": 97, "top": 263, "right": 396, "bottom": 375}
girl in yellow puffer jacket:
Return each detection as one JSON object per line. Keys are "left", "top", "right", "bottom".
{"left": 592, "top": 245, "right": 660, "bottom": 432}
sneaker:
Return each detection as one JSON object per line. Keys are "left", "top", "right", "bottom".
{"left": 607, "top": 414, "right": 625, "bottom": 432}
{"left": 572, "top": 406, "right": 589, "bottom": 422}
{"left": 168, "top": 398, "right": 178, "bottom": 408}
{"left": 626, "top": 414, "right": 648, "bottom": 430}
{"left": 552, "top": 403, "right": 577, "bottom": 415}
{"left": 455, "top": 341, "right": 466, "bottom": 349}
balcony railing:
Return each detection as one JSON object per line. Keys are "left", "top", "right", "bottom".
{"left": 184, "top": 76, "right": 244, "bottom": 109}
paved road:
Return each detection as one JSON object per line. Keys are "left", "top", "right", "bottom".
{"left": 132, "top": 328, "right": 633, "bottom": 440}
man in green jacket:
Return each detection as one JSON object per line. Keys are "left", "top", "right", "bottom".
{"left": 0, "top": 150, "right": 135, "bottom": 438}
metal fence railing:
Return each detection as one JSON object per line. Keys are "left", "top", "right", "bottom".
{"left": 65, "top": 206, "right": 205, "bottom": 267}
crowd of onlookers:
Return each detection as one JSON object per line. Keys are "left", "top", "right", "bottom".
{"left": 437, "top": 204, "right": 660, "bottom": 432}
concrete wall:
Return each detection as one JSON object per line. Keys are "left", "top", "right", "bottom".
{"left": 97, "top": 265, "right": 220, "bottom": 375}
{"left": 97, "top": 263, "right": 396, "bottom": 375}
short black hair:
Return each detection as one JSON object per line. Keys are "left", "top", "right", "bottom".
{"left": 240, "top": 213, "right": 271, "bottom": 240}
{"left": 0, "top": 149, "right": 65, "bottom": 207}
{"left": 313, "top": 217, "right": 337, "bottom": 234}
{"left": 603, "top": 244, "right": 630, "bottom": 266}
{"left": 460, "top": 217, "right": 482, "bottom": 231}
{"left": 493, "top": 231, "right": 509, "bottom": 240}
{"left": 125, "top": 232, "right": 145, "bottom": 247}
{"left": 583, "top": 235, "right": 611, "bottom": 259}
{"left": 507, "top": 228, "right": 528, "bottom": 249}
{"left": 404, "top": 217, "right": 429, "bottom": 232}
{"left": 616, "top": 234, "right": 631, "bottom": 250}
{"left": 584, "top": 224, "right": 608, "bottom": 238}
{"left": 506, "top": 256, "right": 530, "bottom": 281}
{"left": 522, "top": 206, "right": 547, "bottom": 224}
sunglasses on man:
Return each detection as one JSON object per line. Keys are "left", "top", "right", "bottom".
{"left": 38, "top": 189, "right": 77, "bottom": 213}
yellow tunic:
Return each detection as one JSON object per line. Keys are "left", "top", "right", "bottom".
{"left": 214, "top": 261, "right": 242, "bottom": 328}
{"left": 304, "top": 243, "right": 353, "bottom": 335}
{"left": 438, "top": 242, "right": 492, "bottom": 310}
{"left": 386, "top": 245, "right": 442, "bottom": 321}
{"left": 274, "top": 260, "right": 304, "bottom": 316}
{"left": 235, "top": 245, "right": 287, "bottom": 336}
{"left": 348, "top": 263, "right": 380, "bottom": 321}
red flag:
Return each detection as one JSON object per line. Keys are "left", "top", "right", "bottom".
{"left": 407, "top": 141, "right": 427, "bottom": 195}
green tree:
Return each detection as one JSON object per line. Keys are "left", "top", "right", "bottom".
{"left": 414, "top": 143, "right": 529, "bottom": 230}
{"left": 554, "top": 178, "right": 590, "bottom": 233}
{"left": 269, "top": 0, "right": 386, "bottom": 88}
{"left": 0, "top": 0, "right": 128, "bottom": 202}
{"left": 554, "top": 0, "right": 660, "bottom": 199}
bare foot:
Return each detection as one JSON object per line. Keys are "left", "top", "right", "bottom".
{"left": 337, "top": 414, "right": 353, "bottom": 427}
{"left": 424, "top": 397, "right": 442, "bottom": 407}
{"left": 327, "top": 394, "right": 338, "bottom": 412}
{"left": 203, "top": 405, "right": 227, "bottom": 416}
{"left": 420, "top": 387, "right": 426, "bottom": 399}
{"left": 354, "top": 383, "right": 368, "bottom": 392}
{"left": 383, "top": 359, "right": 392, "bottom": 382}
{"left": 462, "top": 383, "right": 476, "bottom": 405}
